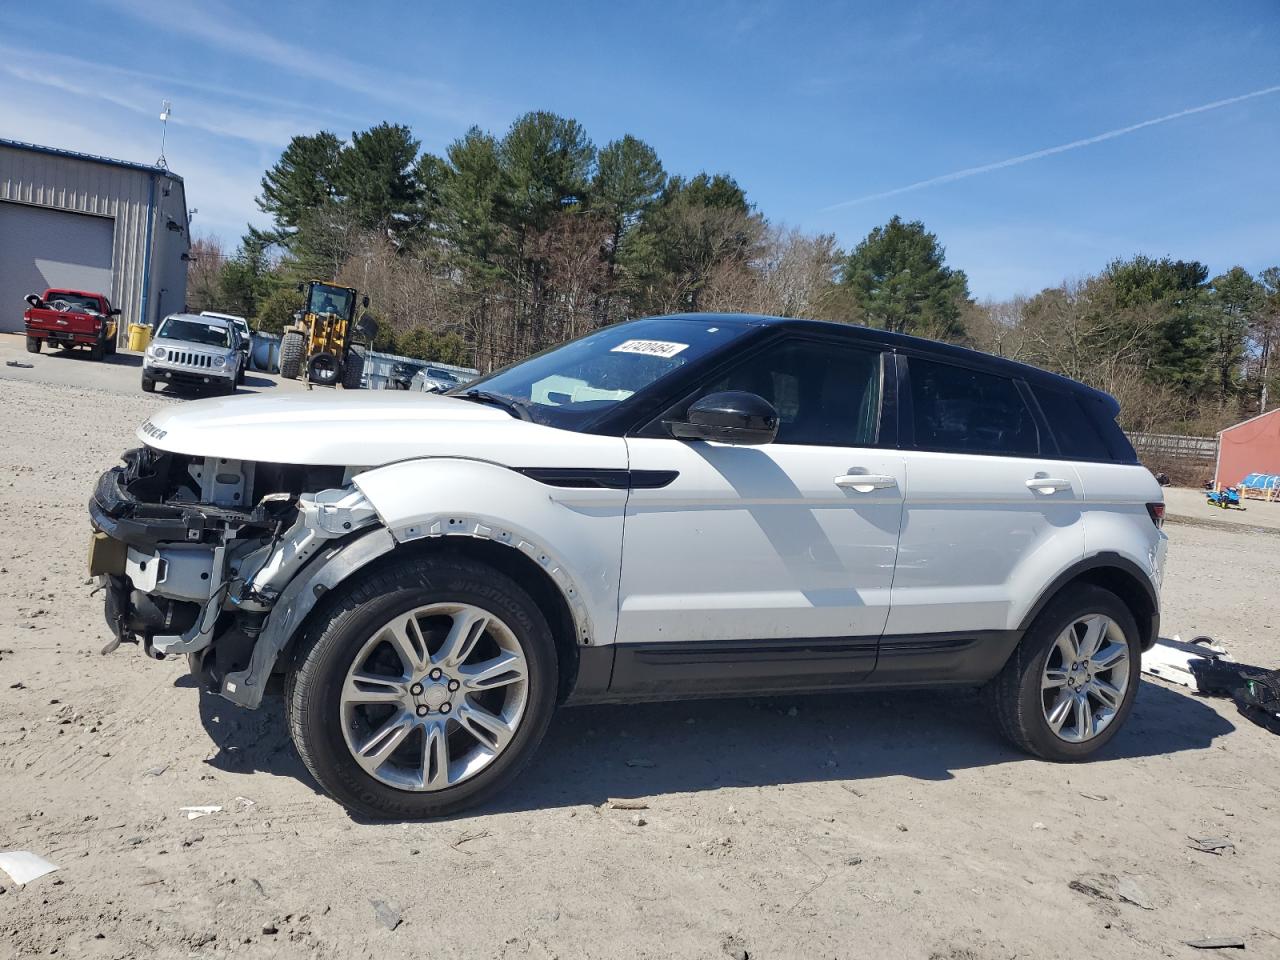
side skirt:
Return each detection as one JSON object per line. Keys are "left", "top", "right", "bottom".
{"left": 564, "top": 630, "right": 1023, "bottom": 705}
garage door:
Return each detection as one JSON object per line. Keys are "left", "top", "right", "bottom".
{"left": 0, "top": 202, "right": 115, "bottom": 332}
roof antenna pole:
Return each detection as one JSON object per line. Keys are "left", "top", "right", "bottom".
{"left": 157, "top": 100, "right": 172, "bottom": 169}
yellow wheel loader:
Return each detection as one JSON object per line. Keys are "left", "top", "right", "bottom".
{"left": 278, "top": 281, "right": 377, "bottom": 388}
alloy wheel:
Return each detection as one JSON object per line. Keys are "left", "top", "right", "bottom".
{"left": 1040, "top": 614, "right": 1131, "bottom": 743}
{"left": 339, "top": 603, "right": 529, "bottom": 791}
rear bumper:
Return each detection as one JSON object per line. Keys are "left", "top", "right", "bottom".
{"left": 26, "top": 326, "right": 98, "bottom": 345}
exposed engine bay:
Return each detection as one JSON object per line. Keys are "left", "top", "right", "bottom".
{"left": 88, "top": 446, "right": 379, "bottom": 704}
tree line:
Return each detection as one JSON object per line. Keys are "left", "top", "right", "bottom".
{"left": 185, "top": 112, "right": 1280, "bottom": 436}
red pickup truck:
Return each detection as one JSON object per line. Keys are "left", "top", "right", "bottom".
{"left": 24, "top": 289, "right": 121, "bottom": 361}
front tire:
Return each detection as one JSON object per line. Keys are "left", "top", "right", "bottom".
{"left": 140, "top": 374, "right": 156, "bottom": 393}
{"left": 287, "top": 555, "right": 558, "bottom": 819}
{"left": 986, "top": 584, "right": 1139, "bottom": 761}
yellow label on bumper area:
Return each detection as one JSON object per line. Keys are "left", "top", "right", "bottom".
{"left": 88, "top": 532, "right": 128, "bottom": 577}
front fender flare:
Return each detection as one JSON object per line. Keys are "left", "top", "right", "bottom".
{"left": 220, "top": 526, "right": 396, "bottom": 708}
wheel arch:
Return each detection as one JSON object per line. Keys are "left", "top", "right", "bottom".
{"left": 1017, "top": 552, "right": 1159, "bottom": 651}
{"left": 222, "top": 522, "right": 595, "bottom": 710}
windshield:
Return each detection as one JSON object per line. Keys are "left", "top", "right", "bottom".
{"left": 308, "top": 285, "right": 353, "bottom": 318}
{"left": 453, "top": 318, "right": 751, "bottom": 429}
{"left": 157, "top": 317, "right": 230, "bottom": 348}
{"left": 45, "top": 293, "right": 102, "bottom": 313}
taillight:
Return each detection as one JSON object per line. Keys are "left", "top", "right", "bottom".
{"left": 1146, "top": 502, "right": 1165, "bottom": 527}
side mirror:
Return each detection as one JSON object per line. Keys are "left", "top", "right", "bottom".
{"left": 296, "top": 282, "right": 305, "bottom": 293}
{"left": 109, "top": 307, "right": 122, "bottom": 316}
{"left": 362, "top": 295, "right": 370, "bottom": 308}
{"left": 355, "top": 312, "right": 378, "bottom": 341}
{"left": 666, "top": 391, "right": 778, "bottom": 446}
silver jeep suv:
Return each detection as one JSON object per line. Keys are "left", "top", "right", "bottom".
{"left": 142, "top": 313, "right": 242, "bottom": 395}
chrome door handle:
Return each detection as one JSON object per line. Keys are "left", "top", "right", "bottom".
{"left": 835, "top": 474, "right": 897, "bottom": 493}
{"left": 1026, "top": 477, "right": 1072, "bottom": 494}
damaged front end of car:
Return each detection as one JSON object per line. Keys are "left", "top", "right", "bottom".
{"left": 88, "top": 446, "right": 385, "bottom": 708}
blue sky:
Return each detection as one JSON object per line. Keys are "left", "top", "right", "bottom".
{"left": 3, "top": 0, "right": 1276, "bottom": 299}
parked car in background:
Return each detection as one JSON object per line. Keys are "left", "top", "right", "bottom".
{"left": 89, "top": 313, "right": 1166, "bottom": 818}
{"left": 388, "top": 359, "right": 426, "bottom": 390}
{"left": 410, "top": 364, "right": 475, "bottom": 393}
{"left": 200, "top": 311, "right": 251, "bottom": 384}
{"left": 23, "top": 289, "right": 120, "bottom": 360}
{"left": 141, "top": 312, "right": 243, "bottom": 395}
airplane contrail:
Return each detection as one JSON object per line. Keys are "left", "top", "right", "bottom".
{"left": 824, "top": 84, "right": 1280, "bottom": 211}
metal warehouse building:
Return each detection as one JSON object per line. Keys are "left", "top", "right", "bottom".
{"left": 0, "top": 138, "right": 189, "bottom": 340}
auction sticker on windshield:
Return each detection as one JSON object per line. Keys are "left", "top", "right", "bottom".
{"left": 610, "top": 339, "right": 689, "bottom": 359}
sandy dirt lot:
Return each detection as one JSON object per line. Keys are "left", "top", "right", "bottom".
{"left": 1, "top": 355, "right": 1278, "bottom": 960}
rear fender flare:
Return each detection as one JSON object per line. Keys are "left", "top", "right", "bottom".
{"left": 1016, "top": 551, "right": 1160, "bottom": 649}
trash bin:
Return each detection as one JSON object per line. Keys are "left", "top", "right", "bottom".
{"left": 127, "top": 323, "right": 151, "bottom": 352}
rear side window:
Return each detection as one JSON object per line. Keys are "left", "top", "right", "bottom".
{"left": 907, "top": 357, "right": 1038, "bottom": 456}
{"left": 1033, "top": 387, "right": 1111, "bottom": 461}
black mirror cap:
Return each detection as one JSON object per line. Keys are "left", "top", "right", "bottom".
{"left": 109, "top": 307, "right": 122, "bottom": 316}
{"left": 362, "top": 295, "right": 370, "bottom": 308}
{"left": 668, "top": 390, "right": 779, "bottom": 445}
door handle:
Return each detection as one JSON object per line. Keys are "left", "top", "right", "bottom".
{"left": 1025, "top": 477, "right": 1072, "bottom": 494}
{"left": 835, "top": 474, "right": 897, "bottom": 493}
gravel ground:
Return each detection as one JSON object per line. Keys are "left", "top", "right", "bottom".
{"left": 1, "top": 369, "right": 1278, "bottom": 960}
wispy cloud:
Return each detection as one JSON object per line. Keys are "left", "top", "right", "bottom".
{"left": 95, "top": 0, "right": 480, "bottom": 125}
{"left": 824, "top": 84, "right": 1280, "bottom": 211}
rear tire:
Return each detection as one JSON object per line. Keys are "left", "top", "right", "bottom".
{"left": 89, "top": 338, "right": 105, "bottom": 361}
{"left": 141, "top": 375, "right": 156, "bottom": 393}
{"left": 341, "top": 351, "right": 364, "bottom": 390}
{"left": 105, "top": 335, "right": 117, "bottom": 355}
{"left": 279, "top": 331, "right": 305, "bottom": 380}
{"left": 985, "top": 584, "right": 1140, "bottom": 761}
{"left": 25, "top": 336, "right": 40, "bottom": 353}
{"left": 287, "top": 555, "right": 558, "bottom": 819}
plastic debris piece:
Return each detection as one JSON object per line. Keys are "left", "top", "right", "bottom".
{"left": 1116, "top": 877, "right": 1154, "bottom": 910}
{"left": 1185, "top": 937, "right": 1245, "bottom": 949}
{"left": 1188, "top": 836, "right": 1235, "bottom": 855}
{"left": 607, "top": 798, "right": 649, "bottom": 810}
{"left": 180, "top": 805, "right": 222, "bottom": 820}
{"left": 0, "top": 851, "right": 60, "bottom": 886}
{"left": 624, "top": 758, "right": 656, "bottom": 768}
{"left": 370, "top": 898, "right": 402, "bottom": 931}
{"left": 1141, "top": 636, "right": 1230, "bottom": 691}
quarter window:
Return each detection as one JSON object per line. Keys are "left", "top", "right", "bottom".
{"left": 1033, "top": 387, "right": 1110, "bottom": 460}
{"left": 908, "top": 357, "right": 1038, "bottom": 456}
{"left": 701, "top": 339, "right": 882, "bottom": 447}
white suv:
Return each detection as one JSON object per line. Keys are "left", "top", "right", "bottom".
{"left": 89, "top": 314, "right": 1166, "bottom": 818}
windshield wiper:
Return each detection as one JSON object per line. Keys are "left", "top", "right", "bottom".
{"left": 459, "top": 390, "right": 533, "bottom": 422}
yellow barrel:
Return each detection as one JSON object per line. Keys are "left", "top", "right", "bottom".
{"left": 127, "top": 322, "right": 152, "bottom": 351}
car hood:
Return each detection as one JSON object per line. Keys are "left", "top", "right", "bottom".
{"left": 136, "top": 390, "right": 625, "bottom": 468}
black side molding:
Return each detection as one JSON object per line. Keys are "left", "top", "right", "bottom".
{"left": 514, "top": 468, "right": 679, "bottom": 490}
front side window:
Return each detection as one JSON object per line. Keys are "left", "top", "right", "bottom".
{"left": 456, "top": 318, "right": 753, "bottom": 430}
{"left": 908, "top": 357, "right": 1038, "bottom": 456}
{"left": 157, "top": 317, "right": 230, "bottom": 348}
{"left": 695, "top": 338, "right": 883, "bottom": 447}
